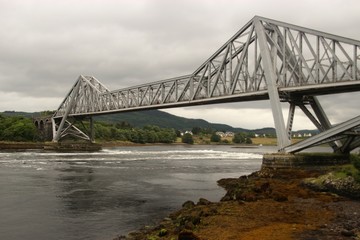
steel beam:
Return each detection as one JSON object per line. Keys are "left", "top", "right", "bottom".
{"left": 254, "top": 17, "right": 291, "bottom": 149}
{"left": 53, "top": 78, "right": 81, "bottom": 142}
{"left": 286, "top": 103, "right": 296, "bottom": 139}
{"left": 284, "top": 115, "right": 360, "bottom": 153}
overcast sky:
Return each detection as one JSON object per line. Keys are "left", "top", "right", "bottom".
{"left": 1, "top": 0, "right": 359, "bottom": 130}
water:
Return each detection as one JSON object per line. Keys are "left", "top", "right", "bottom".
{"left": 0, "top": 145, "right": 270, "bottom": 240}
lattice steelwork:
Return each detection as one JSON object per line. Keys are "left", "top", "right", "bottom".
{"left": 52, "top": 16, "right": 360, "bottom": 153}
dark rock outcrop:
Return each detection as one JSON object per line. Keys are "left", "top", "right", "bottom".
{"left": 304, "top": 173, "right": 360, "bottom": 199}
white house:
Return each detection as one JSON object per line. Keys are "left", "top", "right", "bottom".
{"left": 215, "top": 131, "right": 226, "bottom": 137}
{"left": 225, "top": 131, "right": 234, "bottom": 137}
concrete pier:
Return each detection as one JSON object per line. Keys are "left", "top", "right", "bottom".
{"left": 262, "top": 153, "right": 350, "bottom": 170}
{"left": 44, "top": 142, "right": 101, "bottom": 151}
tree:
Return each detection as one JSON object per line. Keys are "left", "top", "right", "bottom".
{"left": 115, "top": 121, "right": 132, "bottom": 129}
{"left": 0, "top": 116, "right": 39, "bottom": 141}
{"left": 191, "top": 126, "right": 202, "bottom": 135}
{"left": 182, "top": 133, "right": 194, "bottom": 144}
{"left": 143, "top": 125, "right": 160, "bottom": 132}
{"left": 202, "top": 128, "right": 214, "bottom": 134}
{"left": 245, "top": 137, "right": 253, "bottom": 144}
{"left": 95, "top": 123, "right": 111, "bottom": 140}
{"left": 175, "top": 130, "right": 182, "bottom": 138}
{"left": 233, "top": 132, "right": 246, "bottom": 144}
{"left": 158, "top": 129, "right": 177, "bottom": 143}
{"left": 146, "top": 131, "right": 158, "bottom": 143}
{"left": 137, "top": 129, "right": 148, "bottom": 143}
{"left": 210, "top": 133, "right": 221, "bottom": 142}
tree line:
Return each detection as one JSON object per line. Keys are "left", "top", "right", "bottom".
{"left": 92, "top": 122, "right": 177, "bottom": 143}
{"left": 181, "top": 127, "right": 253, "bottom": 145}
{"left": 0, "top": 114, "right": 39, "bottom": 141}
{"left": 0, "top": 114, "right": 252, "bottom": 145}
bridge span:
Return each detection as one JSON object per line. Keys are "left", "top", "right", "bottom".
{"left": 52, "top": 16, "right": 360, "bottom": 153}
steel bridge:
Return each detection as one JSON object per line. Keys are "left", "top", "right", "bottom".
{"left": 52, "top": 16, "right": 360, "bottom": 153}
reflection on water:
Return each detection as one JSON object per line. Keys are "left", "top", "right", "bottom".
{"left": 57, "top": 167, "right": 99, "bottom": 213}
{"left": 0, "top": 145, "right": 268, "bottom": 240}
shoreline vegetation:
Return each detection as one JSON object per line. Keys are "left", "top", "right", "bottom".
{"left": 116, "top": 162, "right": 360, "bottom": 240}
{"left": 0, "top": 113, "right": 307, "bottom": 150}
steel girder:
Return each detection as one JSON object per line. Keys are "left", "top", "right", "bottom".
{"left": 52, "top": 16, "right": 360, "bottom": 151}
{"left": 283, "top": 115, "right": 360, "bottom": 153}
{"left": 52, "top": 75, "right": 106, "bottom": 142}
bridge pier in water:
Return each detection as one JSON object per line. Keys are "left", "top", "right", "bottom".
{"left": 45, "top": 116, "right": 100, "bottom": 151}
{"left": 50, "top": 115, "right": 97, "bottom": 149}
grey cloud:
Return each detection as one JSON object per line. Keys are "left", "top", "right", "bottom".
{"left": 0, "top": 0, "right": 359, "bottom": 129}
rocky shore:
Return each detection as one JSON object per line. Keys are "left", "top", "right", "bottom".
{"left": 116, "top": 167, "right": 360, "bottom": 240}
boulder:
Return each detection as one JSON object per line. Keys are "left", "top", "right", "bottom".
{"left": 182, "top": 200, "right": 196, "bottom": 209}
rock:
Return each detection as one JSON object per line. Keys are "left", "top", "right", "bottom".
{"left": 184, "top": 221, "right": 195, "bottom": 230}
{"left": 220, "top": 195, "right": 232, "bottom": 202}
{"left": 158, "top": 228, "right": 168, "bottom": 237}
{"left": 178, "top": 214, "right": 201, "bottom": 228}
{"left": 341, "top": 229, "right": 355, "bottom": 237}
{"left": 253, "top": 181, "right": 271, "bottom": 193}
{"left": 343, "top": 222, "right": 355, "bottom": 231}
{"left": 113, "top": 235, "right": 126, "bottom": 240}
{"left": 303, "top": 173, "right": 360, "bottom": 199}
{"left": 200, "top": 207, "right": 218, "bottom": 217}
{"left": 191, "top": 216, "right": 201, "bottom": 225}
{"left": 239, "top": 193, "right": 257, "bottom": 202}
{"left": 178, "top": 231, "right": 201, "bottom": 240}
{"left": 271, "top": 191, "right": 288, "bottom": 202}
{"left": 182, "top": 200, "right": 195, "bottom": 209}
{"left": 153, "top": 224, "right": 165, "bottom": 231}
{"left": 197, "top": 198, "right": 212, "bottom": 205}
{"left": 320, "top": 224, "right": 328, "bottom": 228}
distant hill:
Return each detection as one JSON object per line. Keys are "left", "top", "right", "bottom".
{"left": 1, "top": 110, "right": 318, "bottom": 135}
{"left": 1, "top": 111, "right": 35, "bottom": 118}
{"left": 95, "top": 110, "right": 245, "bottom": 132}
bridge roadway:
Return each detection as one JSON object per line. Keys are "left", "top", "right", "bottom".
{"left": 52, "top": 16, "right": 360, "bottom": 153}
{"left": 55, "top": 76, "right": 360, "bottom": 118}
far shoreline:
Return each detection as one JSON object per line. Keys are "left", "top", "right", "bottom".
{"left": 0, "top": 140, "right": 272, "bottom": 150}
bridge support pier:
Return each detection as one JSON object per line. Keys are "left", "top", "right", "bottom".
{"left": 89, "top": 117, "right": 95, "bottom": 143}
{"left": 262, "top": 153, "right": 350, "bottom": 170}
{"left": 52, "top": 117, "right": 93, "bottom": 143}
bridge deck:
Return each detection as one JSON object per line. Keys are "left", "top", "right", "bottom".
{"left": 54, "top": 79, "right": 360, "bottom": 118}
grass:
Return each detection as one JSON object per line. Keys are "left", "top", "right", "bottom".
{"left": 251, "top": 137, "right": 277, "bottom": 145}
{"left": 333, "top": 164, "right": 357, "bottom": 178}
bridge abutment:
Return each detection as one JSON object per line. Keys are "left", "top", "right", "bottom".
{"left": 262, "top": 153, "right": 350, "bottom": 170}
{"left": 33, "top": 116, "right": 53, "bottom": 141}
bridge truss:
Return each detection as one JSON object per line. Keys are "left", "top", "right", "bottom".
{"left": 52, "top": 16, "right": 360, "bottom": 153}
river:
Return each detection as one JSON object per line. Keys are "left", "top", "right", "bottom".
{"left": 0, "top": 145, "right": 275, "bottom": 240}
